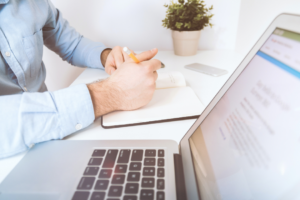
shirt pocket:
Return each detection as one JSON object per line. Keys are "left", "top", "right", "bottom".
{"left": 22, "top": 29, "right": 43, "bottom": 78}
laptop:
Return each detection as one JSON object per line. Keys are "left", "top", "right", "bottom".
{"left": 1, "top": 13, "right": 300, "bottom": 200}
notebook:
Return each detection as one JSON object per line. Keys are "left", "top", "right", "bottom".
{"left": 101, "top": 71, "right": 205, "bottom": 128}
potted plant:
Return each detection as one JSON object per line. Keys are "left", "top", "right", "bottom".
{"left": 162, "top": 0, "right": 214, "bottom": 56}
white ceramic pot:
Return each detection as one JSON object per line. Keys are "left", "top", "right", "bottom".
{"left": 172, "top": 30, "right": 201, "bottom": 56}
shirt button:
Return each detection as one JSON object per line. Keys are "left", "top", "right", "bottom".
{"left": 75, "top": 124, "right": 82, "bottom": 130}
{"left": 5, "top": 51, "right": 11, "bottom": 57}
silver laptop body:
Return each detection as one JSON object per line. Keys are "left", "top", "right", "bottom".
{"left": 181, "top": 13, "right": 300, "bottom": 200}
{"left": 1, "top": 13, "right": 300, "bottom": 200}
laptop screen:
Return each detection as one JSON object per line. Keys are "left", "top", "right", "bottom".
{"left": 189, "top": 28, "right": 300, "bottom": 200}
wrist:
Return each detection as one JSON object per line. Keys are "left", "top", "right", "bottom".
{"left": 100, "top": 48, "right": 112, "bottom": 67}
{"left": 87, "top": 80, "right": 121, "bottom": 118}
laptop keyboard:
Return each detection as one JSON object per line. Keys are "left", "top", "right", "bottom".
{"left": 72, "top": 149, "right": 165, "bottom": 200}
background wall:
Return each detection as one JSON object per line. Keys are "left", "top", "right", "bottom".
{"left": 44, "top": 0, "right": 241, "bottom": 91}
{"left": 44, "top": 0, "right": 300, "bottom": 92}
{"left": 236, "top": 0, "right": 300, "bottom": 53}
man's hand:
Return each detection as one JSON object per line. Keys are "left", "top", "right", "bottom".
{"left": 101, "top": 46, "right": 135, "bottom": 75}
{"left": 88, "top": 48, "right": 160, "bottom": 118}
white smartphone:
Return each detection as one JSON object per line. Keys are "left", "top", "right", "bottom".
{"left": 184, "top": 63, "right": 228, "bottom": 77}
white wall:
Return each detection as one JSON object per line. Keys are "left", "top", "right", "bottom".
{"left": 44, "top": 0, "right": 241, "bottom": 91}
{"left": 236, "top": 0, "right": 300, "bottom": 54}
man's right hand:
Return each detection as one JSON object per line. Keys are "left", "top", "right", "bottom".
{"left": 87, "top": 48, "right": 161, "bottom": 118}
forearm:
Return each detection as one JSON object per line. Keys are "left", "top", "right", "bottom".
{"left": 71, "top": 37, "right": 108, "bottom": 69}
{"left": 0, "top": 84, "right": 94, "bottom": 158}
{"left": 87, "top": 79, "right": 121, "bottom": 118}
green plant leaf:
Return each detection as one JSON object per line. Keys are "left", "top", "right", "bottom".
{"left": 184, "top": 22, "right": 192, "bottom": 29}
{"left": 175, "top": 22, "right": 183, "bottom": 29}
{"left": 162, "top": 0, "right": 213, "bottom": 31}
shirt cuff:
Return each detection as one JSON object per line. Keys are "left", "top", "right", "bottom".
{"left": 71, "top": 37, "right": 107, "bottom": 69}
{"left": 51, "top": 84, "right": 95, "bottom": 138}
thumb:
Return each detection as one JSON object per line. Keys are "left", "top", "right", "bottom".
{"left": 105, "top": 65, "right": 116, "bottom": 75}
{"left": 110, "top": 68, "right": 116, "bottom": 74}
{"left": 135, "top": 48, "right": 158, "bottom": 62}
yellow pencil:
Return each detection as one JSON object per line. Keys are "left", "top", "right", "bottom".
{"left": 123, "top": 47, "right": 140, "bottom": 63}
{"left": 123, "top": 47, "right": 165, "bottom": 68}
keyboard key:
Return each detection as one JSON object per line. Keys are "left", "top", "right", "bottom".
{"left": 77, "top": 177, "right": 95, "bottom": 190}
{"left": 157, "top": 191, "right": 165, "bottom": 200}
{"left": 72, "top": 191, "right": 89, "bottom": 200}
{"left": 144, "top": 158, "right": 155, "bottom": 166}
{"left": 115, "top": 165, "right": 128, "bottom": 173}
{"left": 112, "top": 174, "right": 125, "bottom": 184}
{"left": 157, "top": 179, "right": 164, "bottom": 189}
{"left": 94, "top": 180, "right": 109, "bottom": 190}
{"left": 127, "top": 172, "right": 140, "bottom": 182}
{"left": 99, "top": 169, "right": 112, "bottom": 178}
{"left": 117, "top": 149, "right": 131, "bottom": 163}
{"left": 145, "top": 150, "right": 156, "bottom": 157}
{"left": 90, "top": 192, "right": 105, "bottom": 200}
{"left": 157, "top": 168, "right": 164, "bottom": 177}
{"left": 143, "top": 167, "right": 155, "bottom": 176}
{"left": 108, "top": 186, "right": 123, "bottom": 197}
{"left": 103, "top": 150, "right": 118, "bottom": 168}
{"left": 131, "top": 150, "right": 143, "bottom": 161}
{"left": 158, "top": 150, "right": 164, "bottom": 157}
{"left": 92, "top": 150, "right": 106, "bottom": 157}
{"left": 123, "top": 196, "right": 137, "bottom": 200}
{"left": 125, "top": 183, "right": 139, "bottom": 194}
{"left": 88, "top": 158, "right": 103, "bottom": 166}
{"left": 141, "top": 178, "right": 155, "bottom": 188}
{"left": 129, "top": 162, "right": 141, "bottom": 171}
{"left": 83, "top": 167, "right": 99, "bottom": 176}
{"left": 140, "top": 189, "right": 154, "bottom": 200}
{"left": 157, "top": 158, "right": 164, "bottom": 167}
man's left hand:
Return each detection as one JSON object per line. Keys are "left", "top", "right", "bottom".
{"left": 101, "top": 46, "right": 135, "bottom": 75}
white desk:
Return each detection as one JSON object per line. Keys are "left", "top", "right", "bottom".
{"left": 0, "top": 50, "right": 244, "bottom": 183}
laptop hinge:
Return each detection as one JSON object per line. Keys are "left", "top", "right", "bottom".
{"left": 174, "top": 154, "right": 187, "bottom": 200}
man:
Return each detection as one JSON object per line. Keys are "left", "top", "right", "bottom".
{"left": 0, "top": 0, "right": 161, "bottom": 158}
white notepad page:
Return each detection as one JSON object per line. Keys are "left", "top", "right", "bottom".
{"left": 155, "top": 71, "right": 186, "bottom": 89}
{"left": 102, "top": 86, "right": 205, "bottom": 127}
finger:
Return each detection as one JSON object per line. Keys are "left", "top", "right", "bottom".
{"left": 105, "top": 57, "right": 115, "bottom": 75}
{"left": 110, "top": 68, "right": 116, "bottom": 74}
{"left": 135, "top": 48, "right": 158, "bottom": 62}
{"left": 122, "top": 52, "right": 130, "bottom": 60}
{"left": 142, "top": 59, "right": 162, "bottom": 71}
{"left": 153, "top": 71, "right": 158, "bottom": 81}
{"left": 113, "top": 51, "right": 125, "bottom": 68}
{"left": 105, "top": 66, "right": 115, "bottom": 75}
{"left": 105, "top": 65, "right": 110, "bottom": 75}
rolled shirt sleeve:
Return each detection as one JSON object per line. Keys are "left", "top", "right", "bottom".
{"left": 0, "top": 0, "right": 107, "bottom": 158}
{"left": 0, "top": 84, "right": 95, "bottom": 159}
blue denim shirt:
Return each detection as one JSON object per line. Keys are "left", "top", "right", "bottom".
{"left": 0, "top": 0, "right": 106, "bottom": 158}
